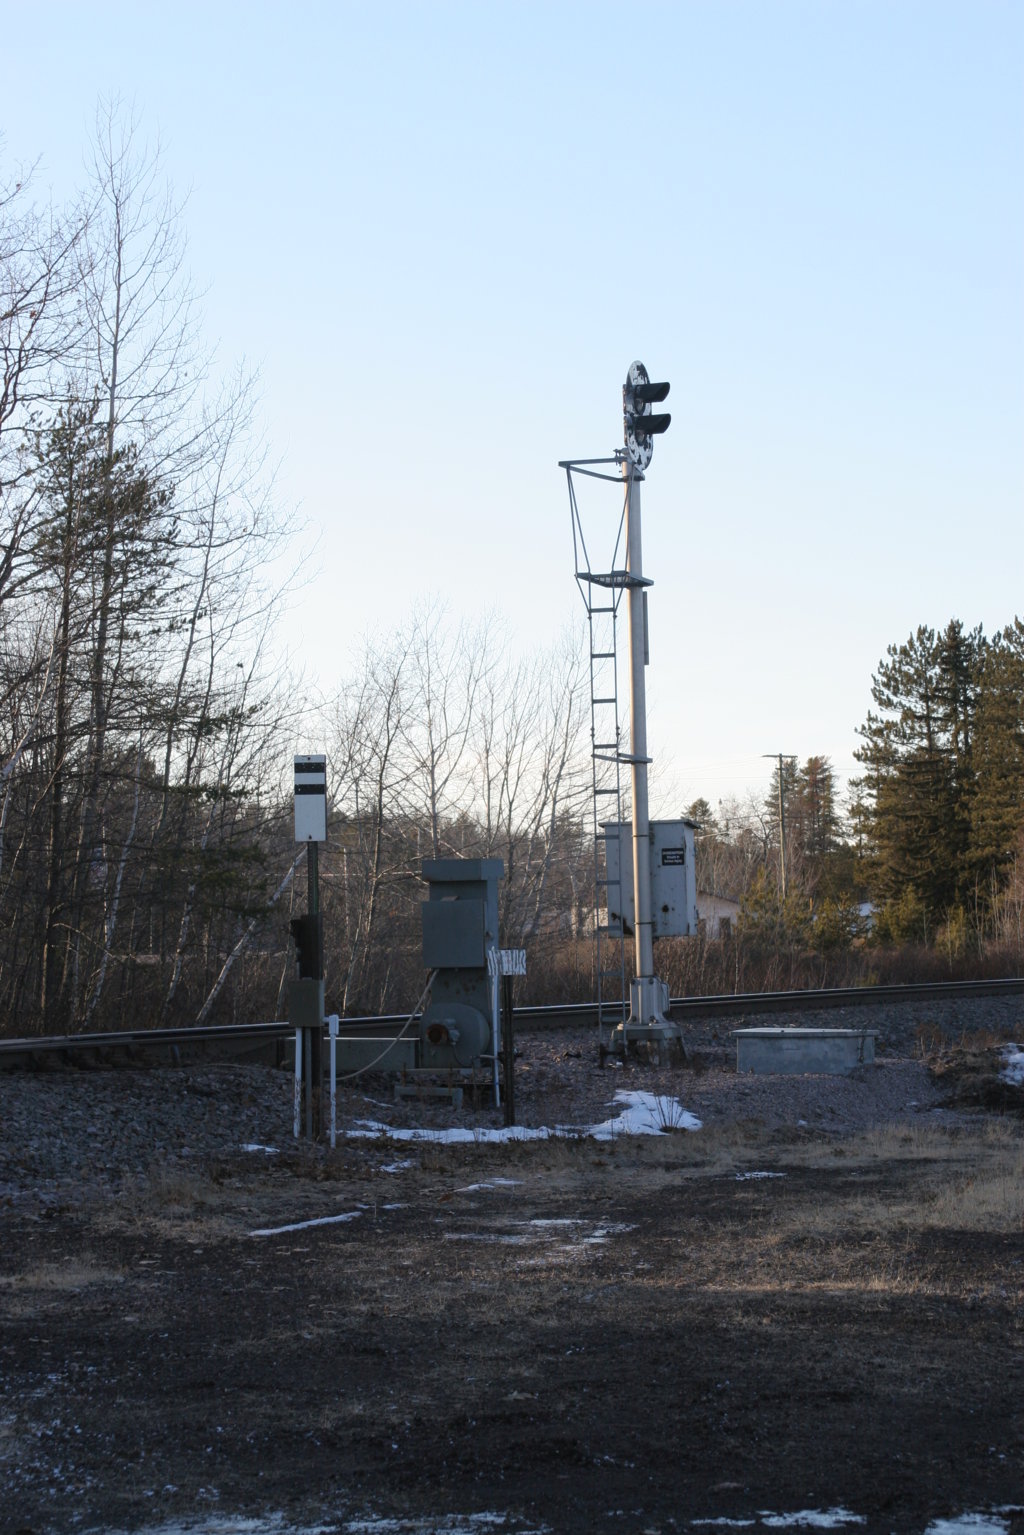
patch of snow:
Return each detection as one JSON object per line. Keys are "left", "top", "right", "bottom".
{"left": 735, "top": 1171, "right": 786, "bottom": 1181}
{"left": 344, "top": 1516, "right": 549, "bottom": 1534}
{"left": 86, "top": 1519, "right": 325, "bottom": 1535}
{"left": 443, "top": 1233, "right": 531, "bottom": 1245}
{"left": 381, "top": 1159, "right": 414, "bottom": 1173}
{"left": 999, "top": 1046, "right": 1024, "bottom": 1087}
{"left": 347, "top": 1090, "right": 700, "bottom": 1145}
{"left": 692, "top": 1516, "right": 864, "bottom": 1531}
{"left": 760, "top": 1513, "right": 865, "bottom": 1529}
{"left": 444, "top": 1217, "right": 635, "bottom": 1253}
{"left": 584, "top": 1222, "right": 635, "bottom": 1244}
{"left": 249, "top": 1210, "right": 363, "bottom": 1237}
{"left": 456, "top": 1178, "right": 523, "bottom": 1192}
{"left": 924, "top": 1517, "right": 1012, "bottom": 1535}
{"left": 589, "top": 1090, "right": 701, "bottom": 1138}
{"left": 350, "top": 1120, "right": 552, "bottom": 1146}
{"left": 96, "top": 1510, "right": 550, "bottom": 1535}
{"left": 690, "top": 1522, "right": 756, "bottom": 1529}
{"left": 241, "top": 1144, "right": 280, "bottom": 1155}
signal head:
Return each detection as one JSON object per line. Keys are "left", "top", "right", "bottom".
{"left": 623, "top": 360, "right": 671, "bottom": 470}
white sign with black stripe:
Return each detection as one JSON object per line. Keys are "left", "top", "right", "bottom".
{"left": 294, "top": 755, "right": 327, "bottom": 843}
{"left": 486, "top": 948, "right": 527, "bottom": 978}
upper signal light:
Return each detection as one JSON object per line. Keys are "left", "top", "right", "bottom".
{"left": 632, "top": 378, "right": 670, "bottom": 406}
{"left": 623, "top": 361, "right": 671, "bottom": 470}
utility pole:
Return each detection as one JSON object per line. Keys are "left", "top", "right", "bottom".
{"left": 763, "top": 753, "right": 797, "bottom": 900}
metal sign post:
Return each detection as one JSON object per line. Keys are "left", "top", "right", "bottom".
{"left": 487, "top": 948, "right": 526, "bottom": 1124}
{"left": 291, "top": 755, "right": 327, "bottom": 1138}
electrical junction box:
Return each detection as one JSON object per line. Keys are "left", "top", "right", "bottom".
{"left": 603, "top": 819, "right": 698, "bottom": 938}
{"left": 422, "top": 897, "right": 487, "bottom": 970}
{"left": 419, "top": 858, "right": 503, "bottom": 1071}
{"left": 288, "top": 976, "right": 324, "bottom": 1031}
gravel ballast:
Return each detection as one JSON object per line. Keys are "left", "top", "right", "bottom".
{"left": 2, "top": 993, "right": 1021, "bottom": 1208}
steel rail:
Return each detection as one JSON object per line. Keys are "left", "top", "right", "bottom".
{"left": 1, "top": 976, "right": 1023, "bottom": 1067}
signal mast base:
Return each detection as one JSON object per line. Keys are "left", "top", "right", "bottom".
{"left": 608, "top": 976, "right": 688, "bottom": 1061}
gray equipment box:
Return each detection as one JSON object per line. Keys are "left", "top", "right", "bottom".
{"left": 419, "top": 858, "right": 503, "bottom": 1073}
{"left": 422, "top": 898, "right": 487, "bottom": 969}
{"left": 604, "top": 819, "right": 698, "bottom": 937}
{"left": 289, "top": 976, "right": 324, "bottom": 1030}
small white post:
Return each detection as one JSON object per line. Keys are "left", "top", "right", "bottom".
{"left": 491, "top": 945, "right": 503, "bottom": 1105}
{"left": 328, "top": 1014, "right": 339, "bottom": 1150}
{"left": 293, "top": 1028, "right": 302, "bottom": 1139}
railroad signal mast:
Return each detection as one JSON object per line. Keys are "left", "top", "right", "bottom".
{"left": 616, "top": 363, "right": 683, "bottom": 1056}
{"left": 561, "top": 363, "right": 686, "bottom": 1059}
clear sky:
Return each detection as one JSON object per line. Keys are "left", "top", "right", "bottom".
{"left": 3, "top": 1, "right": 1022, "bottom": 818}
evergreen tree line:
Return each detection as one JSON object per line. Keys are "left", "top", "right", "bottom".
{"left": 851, "top": 617, "right": 1024, "bottom": 952}
{"left": 683, "top": 617, "right": 1024, "bottom": 981}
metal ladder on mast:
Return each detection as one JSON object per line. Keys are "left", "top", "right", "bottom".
{"left": 563, "top": 457, "right": 630, "bottom": 1050}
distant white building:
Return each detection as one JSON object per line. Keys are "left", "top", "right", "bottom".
{"left": 696, "top": 891, "right": 741, "bottom": 939}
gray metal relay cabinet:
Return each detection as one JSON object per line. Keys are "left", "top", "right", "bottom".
{"left": 419, "top": 858, "right": 504, "bottom": 1070}
{"left": 603, "top": 818, "right": 698, "bottom": 938}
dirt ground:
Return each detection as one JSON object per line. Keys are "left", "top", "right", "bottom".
{"left": 2, "top": 1024, "right": 1024, "bottom": 1535}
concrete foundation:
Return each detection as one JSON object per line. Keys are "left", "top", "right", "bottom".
{"left": 608, "top": 976, "right": 687, "bottom": 1060}
{"left": 331, "top": 1035, "right": 417, "bottom": 1074}
{"left": 734, "top": 1027, "right": 877, "bottom": 1076}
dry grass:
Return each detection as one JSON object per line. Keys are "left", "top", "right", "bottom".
{"left": 0, "top": 1259, "right": 126, "bottom": 1293}
{"left": 678, "top": 1119, "right": 1024, "bottom": 1306}
{"left": 764, "top": 1120, "right": 1024, "bottom": 1235}
{"left": 928, "top": 1141, "right": 1024, "bottom": 1230}
{"left": 142, "top": 1166, "right": 220, "bottom": 1207}
{"left": 609, "top": 1115, "right": 1024, "bottom": 1308}
{"left": 0, "top": 1257, "right": 128, "bottom": 1317}
{"left": 920, "top": 1020, "right": 1021, "bottom": 1052}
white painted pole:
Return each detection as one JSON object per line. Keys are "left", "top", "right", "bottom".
{"left": 293, "top": 1028, "right": 302, "bottom": 1139}
{"left": 328, "top": 1014, "right": 339, "bottom": 1150}
{"left": 623, "top": 464, "right": 655, "bottom": 984}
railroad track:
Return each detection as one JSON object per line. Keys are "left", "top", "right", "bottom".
{"left": 1, "top": 976, "right": 1022, "bottom": 1071}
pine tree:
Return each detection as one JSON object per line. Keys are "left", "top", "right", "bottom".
{"left": 969, "top": 619, "right": 1024, "bottom": 888}
{"left": 852, "top": 621, "right": 985, "bottom": 924}
{"left": 792, "top": 758, "right": 841, "bottom": 896}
